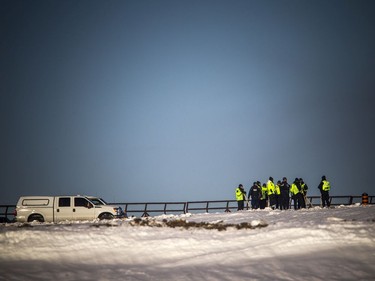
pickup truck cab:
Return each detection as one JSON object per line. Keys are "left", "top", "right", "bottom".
{"left": 15, "top": 195, "right": 125, "bottom": 223}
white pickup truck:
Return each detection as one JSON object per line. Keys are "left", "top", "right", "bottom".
{"left": 15, "top": 195, "right": 125, "bottom": 223}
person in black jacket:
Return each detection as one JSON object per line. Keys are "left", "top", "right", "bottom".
{"left": 300, "top": 178, "right": 310, "bottom": 208}
{"left": 248, "top": 182, "right": 261, "bottom": 209}
{"left": 279, "top": 177, "right": 290, "bottom": 210}
{"left": 297, "top": 178, "right": 306, "bottom": 209}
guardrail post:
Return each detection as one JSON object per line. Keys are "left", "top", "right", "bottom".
{"left": 183, "top": 202, "right": 186, "bottom": 214}
{"left": 225, "top": 201, "right": 231, "bottom": 212}
{"left": 142, "top": 203, "right": 149, "bottom": 217}
{"left": 206, "top": 202, "right": 209, "bottom": 213}
{"left": 349, "top": 196, "right": 353, "bottom": 205}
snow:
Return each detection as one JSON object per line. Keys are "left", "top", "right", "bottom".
{"left": 1, "top": 205, "right": 375, "bottom": 281}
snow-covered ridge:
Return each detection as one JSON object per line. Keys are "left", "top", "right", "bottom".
{"left": 1, "top": 205, "right": 374, "bottom": 281}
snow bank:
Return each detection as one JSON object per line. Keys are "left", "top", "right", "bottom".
{"left": 0, "top": 205, "right": 374, "bottom": 280}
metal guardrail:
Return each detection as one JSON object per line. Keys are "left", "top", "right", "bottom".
{"left": 116, "top": 195, "right": 374, "bottom": 217}
{"left": 1, "top": 195, "right": 373, "bottom": 221}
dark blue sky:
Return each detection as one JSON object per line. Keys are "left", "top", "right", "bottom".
{"left": 1, "top": 0, "right": 375, "bottom": 204}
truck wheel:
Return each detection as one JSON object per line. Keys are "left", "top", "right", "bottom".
{"left": 98, "top": 213, "right": 114, "bottom": 220}
{"left": 28, "top": 214, "right": 44, "bottom": 223}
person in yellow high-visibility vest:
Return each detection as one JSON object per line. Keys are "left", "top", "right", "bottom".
{"left": 318, "top": 175, "right": 331, "bottom": 208}
{"left": 275, "top": 180, "right": 281, "bottom": 210}
{"left": 290, "top": 178, "right": 303, "bottom": 210}
{"left": 235, "top": 184, "right": 246, "bottom": 211}
{"left": 267, "top": 177, "right": 276, "bottom": 209}
{"left": 260, "top": 183, "right": 268, "bottom": 209}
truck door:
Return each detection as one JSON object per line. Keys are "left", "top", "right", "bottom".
{"left": 73, "top": 197, "right": 96, "bottom": 220}
{"left": 55, "top": 197, "right": 73, "bottom": 222}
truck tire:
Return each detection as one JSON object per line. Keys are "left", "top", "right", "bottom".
{"left": 28, "top": 214, "right": 44, "bottom": 223}
{"left": 98, "top": 213, "right": 114, "bottom": 220}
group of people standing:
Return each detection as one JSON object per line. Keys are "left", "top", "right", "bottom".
{"left": 235, "top": 176, "right": 331, "bottom": 211}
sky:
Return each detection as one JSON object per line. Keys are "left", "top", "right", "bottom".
{"left": 1, "top": 0, "right": 375, "bottom": 204}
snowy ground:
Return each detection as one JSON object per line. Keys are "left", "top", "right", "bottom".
{"left": 1, "top": 205, "right": 374, "bottom": 281}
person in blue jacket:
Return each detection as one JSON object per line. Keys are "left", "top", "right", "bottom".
{"left": 248, "top": 182, "right": 261, "bottom": 209}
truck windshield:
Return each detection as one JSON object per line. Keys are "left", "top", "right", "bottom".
{"left": 87, "top": 198, "right": 107, "bottom": 206}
